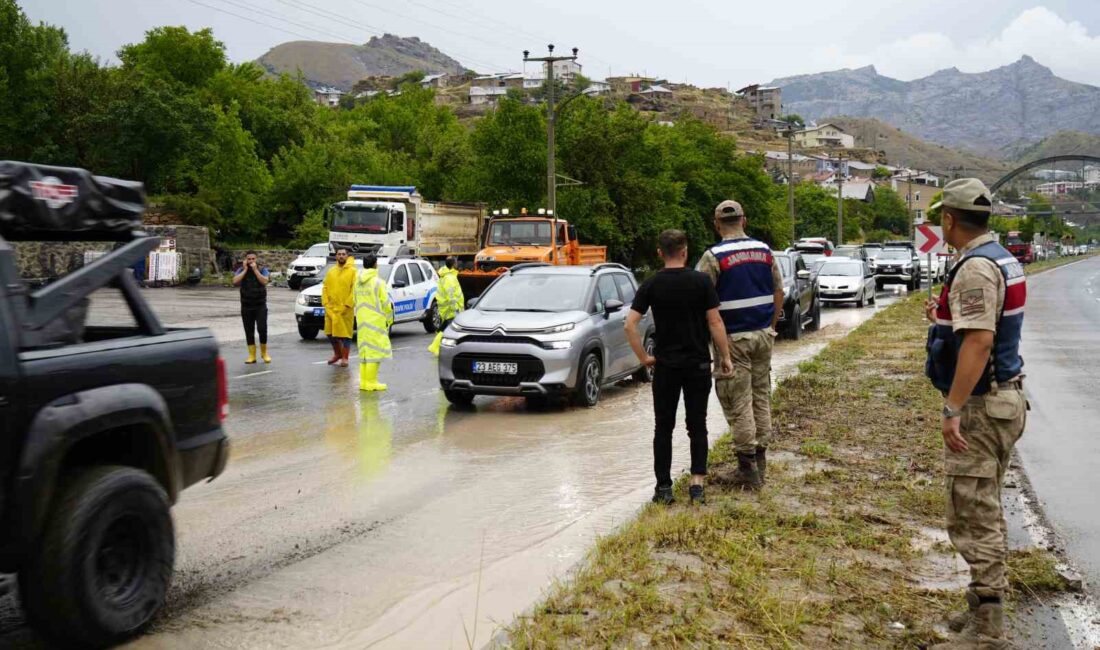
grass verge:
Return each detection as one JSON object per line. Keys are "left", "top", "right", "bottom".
{"left": 506, "top": 293, "right": 1069, "bottom": 649}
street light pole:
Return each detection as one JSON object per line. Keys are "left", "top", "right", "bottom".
{"left": 525, "top": 45, "right": 578, "bottom": 265}
{"left": 785, "top": 124, "right": 796, "bottom": 243}
{"left": 835, "top": 151, "right": 845, "bottom": 244}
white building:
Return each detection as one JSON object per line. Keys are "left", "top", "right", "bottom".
{"left": 793, "top": 123, "right": 855, "bottom": 149}
{"left": 313, "top": 86, "right": 345, "bottom": 108}
{"left": 469, "top": 85, "right": 509, "bottom": 106}
{"left": 544, "top": 59, "right": 582, "bottom": 82}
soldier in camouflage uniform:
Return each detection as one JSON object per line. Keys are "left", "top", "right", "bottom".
{"left": 696, "top": 200, "right": 784, "bottom": 490}
{"left": 925, "top": 179, "right": 1027, "bottom": 650}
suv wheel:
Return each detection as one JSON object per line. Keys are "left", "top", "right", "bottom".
{"left": 444, "top": 389, "right": 474, "bottom": 407}
{"left": 787, "top": 304, "right": 803, "bottom": 340}
{"left": 298, "top": 324, "right": 319, "bottom": 340}
{"left": 632, "top": 336, "right": 655, "bottom": 383}
{"left": 422, "top": 302, "right": 442, "bottom": 333}
{"left": 19, "top": 466, "right": 174, "bottom": 648}
{"left": 572, "top": 353, "right": 602, "bottom": 407}
{"left": 807, "top": 297, "right": 821, "bottom": 331}
{"left": 288, "top": 275, "right": 303, "bottom": 290}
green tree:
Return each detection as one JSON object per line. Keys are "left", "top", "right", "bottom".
{"left": 289, "top": 207, "right": 329, "bottom": 248}
{"left": 196, "top": 104, "right": 272, "bottom": 235}
{"left": 0, "top": 0, "right": 70, "bottom": 159}
{"left": 793, "top": 183, "right": 839, "bottom": 240}
{"left": 872, "top": 165, "right": 892, "bottom": 179}
{"left": 782, "top": 114, "right": 804, "bottom": 127}
{"left": 868, "top": 186, "right": 909, "bottom": 234}
{"left": 205, "top": 66, "right": 316, "bottom": 162}
{"left": 118, "top": 26, "right": 226, "bottom": 87}
{"left": 467, "top": 97, "right": 546, "bottom": 209}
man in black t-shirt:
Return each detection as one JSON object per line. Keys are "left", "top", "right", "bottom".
{"left": 626, "top": 229, "right": 733, "bottom": 505}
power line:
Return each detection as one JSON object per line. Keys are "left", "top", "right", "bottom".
{"left": 181, "top": 0, "right": 326, "bottom": 42}
{"left": 207, "top": 0, "right": 360, "bottom": 43}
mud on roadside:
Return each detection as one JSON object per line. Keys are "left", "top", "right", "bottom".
{"left": 505, "top": 295, "right": 1074, "bottom": 648}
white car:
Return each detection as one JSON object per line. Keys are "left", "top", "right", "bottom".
{"left": 286, "top": 243, "right": 331, "bottom": 289}
{"left": 817, "top": 258, "right": 876, "bottom": 307}
{"left": 294, "top": 256, "right": 442, "bottom": 340}
{"left": 919, "top": 255, "right": 947, "bottom": 282}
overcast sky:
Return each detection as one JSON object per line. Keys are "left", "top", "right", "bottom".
{"left": 20, "top": 1, "right": 1100, "bottom": 88}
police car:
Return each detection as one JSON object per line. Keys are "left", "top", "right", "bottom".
{"left": 293, "top": 255, "right": 443, "bottom": 339}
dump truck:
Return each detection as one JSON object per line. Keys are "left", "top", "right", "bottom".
{"left": 1005, "top": 230, "right": 1034, "bottom": 264}
{"left": 326, "top": 185, "right": 487, "bottom": 262}
{"left": 458, "top": 208, "right": 608, "bottom": 298}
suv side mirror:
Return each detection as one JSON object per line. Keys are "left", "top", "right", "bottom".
{"left": 467, "top": 297, "right": 480, "bottom": 309}
{"left": 393, "top": 279, "right": 408, "bottom": 289}
{"left": 796, "top": 269, "right": 810, "bottom": 280}
{"left": 604, "top": 298, "right": 624, "bottom": 316}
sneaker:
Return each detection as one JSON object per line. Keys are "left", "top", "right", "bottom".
{"left": 652, "top": 485, "right": 674, "bottom": 505}
{"left": 689, "top": 484, "right": 705, "bottom": 504}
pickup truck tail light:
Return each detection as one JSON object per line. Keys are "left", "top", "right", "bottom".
{"left": 216, "top": 356, "right": 229, "bottom": 421}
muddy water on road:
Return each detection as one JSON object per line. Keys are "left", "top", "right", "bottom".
{"left": 116, "top": 295, "right": 900, "bottom": 649}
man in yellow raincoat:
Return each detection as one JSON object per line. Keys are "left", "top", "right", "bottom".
{"left": 322, "top": 248, "right": 358, "bottom": 367}
{"left": 355, "top": 254, "right": 394, "bottom": 391}
{"left": 428, "top": 256, "right": 464, "bottom": 356}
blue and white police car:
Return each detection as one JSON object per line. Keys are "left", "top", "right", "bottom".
{"left": 293, "top": 255, "right": 442, "bottom": 340}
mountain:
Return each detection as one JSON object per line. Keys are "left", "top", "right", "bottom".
{"left": 1000, "top": 130, "right": 1100, "bottom": 164}
{"left": 770, "top": 56, "right": 1100, "bottom": 154}
{"left": 257, "top": 34, "right": 468, "bottom": 91}
{"left": 826, "top": 117, "right": 1011, "bottom": 184}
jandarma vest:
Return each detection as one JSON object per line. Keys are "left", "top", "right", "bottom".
{"left": 925, "top": 240, "right": 1025, "bottom": 394}
{"left": 709, "top": 237, "right": 776, "bottom": 334}
{"left": 238, "top": 267, "right": 267, "bottom": 308}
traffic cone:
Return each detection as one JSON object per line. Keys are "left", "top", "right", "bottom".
{"left": 245, "top": 344, "right": 257, "bottom": 364}
{"left": 260, "top": 344, "right": 272, "bottom": 363}
{"left": 428, "top": 332, "right": 444, "bottom": 357}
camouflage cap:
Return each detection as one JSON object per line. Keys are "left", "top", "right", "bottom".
{"left": 930, "top": 178, "right": 993, "bottom": 214}
{"left": 714, "top": 199, "right": 745, "bottom": 220}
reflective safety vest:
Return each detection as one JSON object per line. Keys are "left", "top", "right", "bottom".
{"left": 354, "top": 268, "right": 394, "bottom": 362}
{"left": 710, "top": 238, "right": 776, "bottom": 334}
{"left": 925, "top": 240, "right": 1025, "bottom": 394}
{"left": 436, "top": 267, "right": 464, "bottom": 321}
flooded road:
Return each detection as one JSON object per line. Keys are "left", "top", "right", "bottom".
{"left": 0, "top": 286, "right": 903, "bottom": 649}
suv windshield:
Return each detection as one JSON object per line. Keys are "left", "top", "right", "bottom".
{"left": 331, "top": 204, "right": 389, "bottom": 232}
{"left": 879, "top": 249, "right": 910, "bottom": 260}
{"left": 478, "top": 273, "right": 590, "bottom": 312}
{"left": 834, "top": 247, "right": 861, "bottom": 257}
{"left": 820, "top": 261, "right": 863, "bottom": 276}
{"left": 305, "top": 244, "right": 330, "bottom": 257}
{"left": 489, "top": 221, "right": 551, "bottom": 246}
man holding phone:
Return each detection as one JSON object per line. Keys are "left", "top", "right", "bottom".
{"left": 233, "top": 251, "right": 271, "bottom": 364}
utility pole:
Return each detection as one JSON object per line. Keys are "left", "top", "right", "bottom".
{"left": 835, "top": 151, "right": 845, "bottom": 244}
{"left": 784, "top": 123, "right": 796, "bottom": 243}
{"left": 525, "top": 44, "right": 578, "bottom": 265}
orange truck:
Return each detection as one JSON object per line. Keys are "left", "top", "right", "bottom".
{"left": 458, "top": 208, "right": 607, "bottom": 297}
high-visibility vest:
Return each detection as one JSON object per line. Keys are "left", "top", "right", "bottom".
{"left": 709, "top": 237, "right": 776, "bottom": 334}
{"left": 925, "top": 240, "right": 1025, "bottom": 394}
{"left": 354, "top": 269, "right": 394, "bottom": 362}
{"left": 437, "top": 267, "right": 464, "bottom": 321}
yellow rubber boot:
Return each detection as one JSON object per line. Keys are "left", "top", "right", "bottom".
{"left": 359, "top": 363, "right": 371, "bottom": 391}
{"left": 428, "top": 332, "right": 444, "bottom": 357}
{"left": 260, "top": 344, "right": 272, "bottom": 363}
{"left": 245, "top": 344, "right": 257, "bottom": 364}
{"left": 359, "top": 362, "right": 387, "bottom": 391}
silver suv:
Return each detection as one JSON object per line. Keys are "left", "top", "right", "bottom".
{"left": 437, "top": 264, "right": 655, "bottom": 407}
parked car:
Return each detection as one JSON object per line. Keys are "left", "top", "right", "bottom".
{"left": 437, "top": 263, "right": 654, "bottom": 408}
{"left": 919, "top": 253, "right": 947, "bottom": 283}
{"left": 874, "top": 247, "right": 919, "bottom": 290}
{"left": 833, "top": 245, "right": 869, "bottom": 263}
{"left": 796, "top": 237, "right": 835, "bottom": 256}
{"left": 286, "top": 242, "right": 331, "bottom": 289}
{"left": 294, "top": 255, "right": 442, "bottom": 339}
{"left": 0, "top": 162, "right": 228, "bottom": 646}
{"left": 817, "top": 258, "right": 876, "bottom": 307}
{"left": 774, "top": 251, "right": 821, "bottom": 340}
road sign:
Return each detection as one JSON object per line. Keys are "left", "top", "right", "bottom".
{"left": 915, "top": 224, "right": 944, "bottom": 255}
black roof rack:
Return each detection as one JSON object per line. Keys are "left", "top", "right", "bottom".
{"left": 590, "top": 262, "right": 629, "bottom": 275}
{"left": 508, "top": 262, "right": 552, "bottom": 272}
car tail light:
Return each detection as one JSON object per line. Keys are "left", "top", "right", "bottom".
{"left": 216, "top": 356, "right": 229, "bottom": 421}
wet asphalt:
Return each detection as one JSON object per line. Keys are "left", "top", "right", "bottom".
{"left": 0, "top": 285, "right": 903, "bottom": 649}
{"left": 1017, "top": 256, "right": 1100, "bottom": 600}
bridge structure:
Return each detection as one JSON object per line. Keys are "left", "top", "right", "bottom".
{"left": 989, "top": 154, "right": 1100, "bottom": 194}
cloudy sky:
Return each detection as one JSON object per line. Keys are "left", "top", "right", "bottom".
{"left": 20, "top": 1, "right": 1100, "bottom": 87}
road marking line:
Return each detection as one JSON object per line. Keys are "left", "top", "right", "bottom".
{"left": 232, "top": 370, "right": 273, "bottom": 379}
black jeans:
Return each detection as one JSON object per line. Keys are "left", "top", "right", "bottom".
{"left": 241, "top": 306, "right": 268, "bottom": 345}
{"left": 652, "top": 362, "right": 712, "bottom": 487}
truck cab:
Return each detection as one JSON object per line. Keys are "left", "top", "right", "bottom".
{"left": 327, "top": 187, "right": 413, "bottom": 255}
{"left": 474, "top": 211, "right": 605, "bottom": 272}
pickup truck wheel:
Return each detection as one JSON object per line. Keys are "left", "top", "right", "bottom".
{"left": 288, "top": 275, "right": 303, "bottom": 290}
{"left": 422, "top": 303, "right": 442, "bottom": 333}
{"left": 808, "top": 297, "right": 822, "bottom": 331}
{"left": 19, "top": 465, "right": 174, "bottom": 648}
{"left": 632, "top": 336, "right": 656, "bottom": 383}
{"left": 787, "top": 305, "right": 803, "bottom": 340}
{"left": 572, "top": 353, "right": 602, "bottom": 407}
{"left": 444, "top": 389, "right": 474, "bottom": 407}
{"left": 298, "top": 324, "right": 319, "bottom": 340}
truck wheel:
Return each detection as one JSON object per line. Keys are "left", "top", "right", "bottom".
{"left": 19, "top": 466, "right": 174, "bottom": 648}
{"left": 632, "top": 336, "right": 656, "bottom": 383}
{"left": 572, "top": 353, "right": 603, "bottom": 407}
{"left": 298, "top": 324, "right": 319, "bottom": 340}
{"left": 422, "top": 303, "right": 442, "bottom": 333}
{"left": 444, "top": 390, "right": 474, "bottom": 407}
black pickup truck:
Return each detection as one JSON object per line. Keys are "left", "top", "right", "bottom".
{"left": 0, "top": 162, "right": 229, "bottom": 647}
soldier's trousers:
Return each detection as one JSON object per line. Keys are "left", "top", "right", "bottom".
{"left": 944, "top": 388, "right": 1026, "bottom": 598}
{"left": 716, "top": 329, "right": 774, "bottom": 454}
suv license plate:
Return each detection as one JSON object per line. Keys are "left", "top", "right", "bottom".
{"left": 473, "top": 361, "right": 518, "bottom": 375}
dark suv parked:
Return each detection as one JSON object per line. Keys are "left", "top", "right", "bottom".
{"left": 774, "top": 251, "right": 821, "bottom": 339}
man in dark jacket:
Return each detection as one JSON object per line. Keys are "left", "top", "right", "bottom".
{"left": 233, "top": 251, "right": 271, "bottom": 364}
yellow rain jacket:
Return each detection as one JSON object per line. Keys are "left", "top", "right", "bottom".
{"left": 354, "top": 268, "right": 394, "bottom": 362}
{"left": 436, "top": 266, "right": 464, "bottom": 321}
{"left": 322, "top": 262, "right": 357, "bottom": 339}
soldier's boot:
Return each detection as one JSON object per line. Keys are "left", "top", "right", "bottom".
{"left": 755, "top": 446, "right": 767, "bottom": 483}
{"left": 947, "top": 591, "right": 981, "bottom": 635}
{"left": 932, "top": 600, "right": 1011, "bottom": 650}
{"left": 260, "top": 344, "right": 272, "bottom": 364}
{"left": 245, "top": 344, "right": 257, "bottom": 364}
{"left": 428, "top": 332, "right": 444, "bottom": 357}
{"left": 729, "top": 452, "right": 762, "bottom": 491}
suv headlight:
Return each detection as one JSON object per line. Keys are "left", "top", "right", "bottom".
{"left": 543, "top": 340, "right": 572, "bottom": 350}
{"left": 296, "top": 294, "right": 308, "bottom": 306}
{"left": 545, "top": 322, "right": 575, "bottom": 334}
{"left": 440, "top": 337, "right": 458, "bottom": 348}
